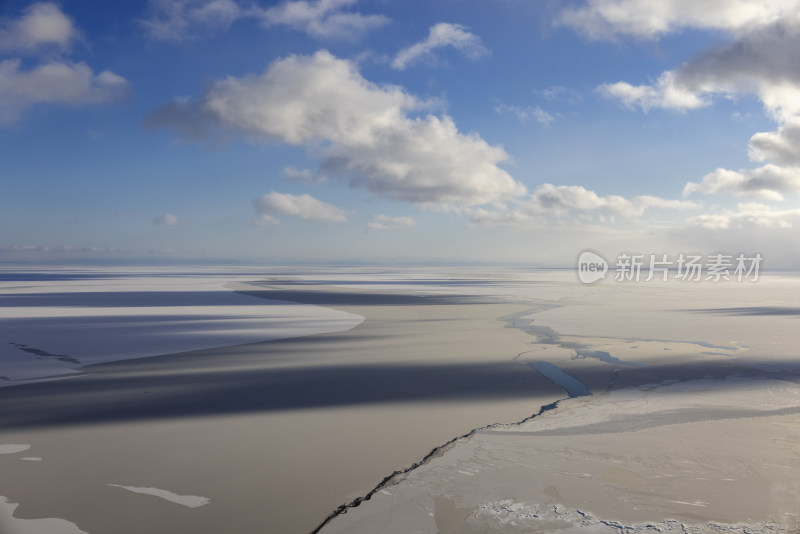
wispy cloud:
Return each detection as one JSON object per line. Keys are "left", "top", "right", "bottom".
{"left": 365, "top": 214, "right": 414, "bottom": 232}
{"left": 392, "top": 22, "right": 488, "bottom": 70}
{"left": 253, "top": 191, "right": 348, "bottom": 222}
{"left": 494, "top": 104, "right": 555, "bottom": 125}
{"left": 140, "top": 0, "right": 244, "bottom": 41}
{"left": 468, "top": 184, "right": 700, "bottom": 227}
{"left": 691, "top": 202, "right": 800, "bottom": 229}
{"left": 153, "top": 213, "right": 179, "bottom": 225}
{"left": 526, "top": 184, "right": 700, "bottom": 217}
{"left": 257, "top": 0, "right": 388, "bottom": 40}
{"left": 141, "top": 0, "right": 388, "bottom": 41}
{"left": 284, "top": 166, "right": 327, "bottom": 184}
{"left": 252, "top": 214, "right": 280, "bottom": 226}
{"left": 147, "top": 50, "right": 525, "bottom": 207}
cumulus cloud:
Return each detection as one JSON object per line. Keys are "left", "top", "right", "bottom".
{"left": 690, "top": 202, "right": 800, "bottom": 229}
{"left": 558, "top": 0, "right": 800, "bottom": 39}
{"left": 365, "top": 214, "right": 414, "bottom": 232}
{"left": 674, "top": 18, "right": 800, "bottom": 121}
{"left": 392, "top": 22, "right": 488, "bottom": 70}
{"left": 141, "top": 0, "right": 387, "bottom": 41}
{"left": 588, "top": 13, "right": 800, "bottom": 202}
{"left": 147, "top": 50, "right": 525, "bottom": 206}
{"left": 683, "top": 165, "right": 800, "bottom": 201}
{"left": 597, "top": 17, "right": 800, "bottom": 118}
{"left": 0, "top": 59, "right": 129, "bottom": 124}
{"left": 253, "top": 191, "right": 348, "bottom": 222}
{"left": 494, "top": 104, "right": 555, "bottom": 125}
{"left": 749, "top": 117, "right": 800, "bottom": 166}
{"left": 153, "top": 213, "right": 179, "bottom": 225}
{"left": 669, "top": 21, "right": 800, "bottom": 201}
{"left": 0, "top": 2, "right": 80, "bottom": 53}
{"left": 0, "top": 3, "right": 128, "bottom": 124}
{"left": 467, "top": 184, "right": 699, "bottom": 227}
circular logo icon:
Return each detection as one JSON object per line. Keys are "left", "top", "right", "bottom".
{"left": 576, "top": 250, "right": 608, "bottom": 284}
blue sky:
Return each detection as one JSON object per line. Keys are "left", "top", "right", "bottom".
{"left": 3, "top": 0, "right": 800, "bottom": 266}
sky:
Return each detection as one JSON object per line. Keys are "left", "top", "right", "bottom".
{"left": 3, "top": 0, "right": 800, "bottom": 266}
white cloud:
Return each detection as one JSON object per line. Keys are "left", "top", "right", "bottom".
{"left": 690, "top": 202, "right": 800, "bottom": 229}
{"left": 756, "top": 82, "right": 800, "bottom": 123}
{"left": 749, "top": 117, "right": 800, "bottom": 166}
{"left": 673, "top": 19, "right": 800, "bottom": 121}
{"left": 467, "top": 206, "right": 540, "bottom": 227}
{"left": 0, "top": 4, "right": 127, "bottom": 124}
{"left": 598, "top": 71, "right": 710, "bottom": 112}
{"left": 0, "top": 59, "right": 129, "bottom": 124}
{"left": 528, "top": 184, "right": 608, "bottom": 214}
{"left": 258, "top": 0, "right": 388, "bottom": 39}
{"left": 141, "top": 0, "right": 387, "bottom": 41}
{"left": 536, "top": 85, "right": 583, "bottom": 103}
{"left": 365, "top": 214, "right": 414, "bottom": 232}
{"left": 592, "top": 15, "right": 800, "bottom": 202}
{"left": 668, "top": 21, "right": 800, "bottom": 200}
{"left": 253, "top": 191, "right": 348, "bottom": 222}
{"left": 392, "top": 22, "right": 488, "bottom": 70}
{"left": 148, "top": 50, "right": 525, "bottom": 206}
{"left": 683, "top": 165, "right": 800, "bottom": 201}
{"left": 558, "top": 0, "right": 800, "bottom": 39}
{"left": 284, "top": 166, "right": 327, "bottom": 184}
{"left": 153, "top": 213, "right": 179, "bottom": 225}
{"left": 252, "top": 213, "right": 280, "bottom": 226}
{"left": 494, "top": 104, "right": 555, "bottom": 125}
{"left": 597, "top": 17, "right": 800, "bottom": 119}
{"left": 466, "top": 184, "right": 699, "bottom": 227}
{"left": 322, "top": 114, "right": 523, "bottom": 205}
{"left": 0, "top": 2, "right": 80, "bottom": 53}
{"left": 141, "top": 0, "right": 243, "bottom": 41}
{"left": 527, "top": 184, "right": 699, "bottom": 216}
